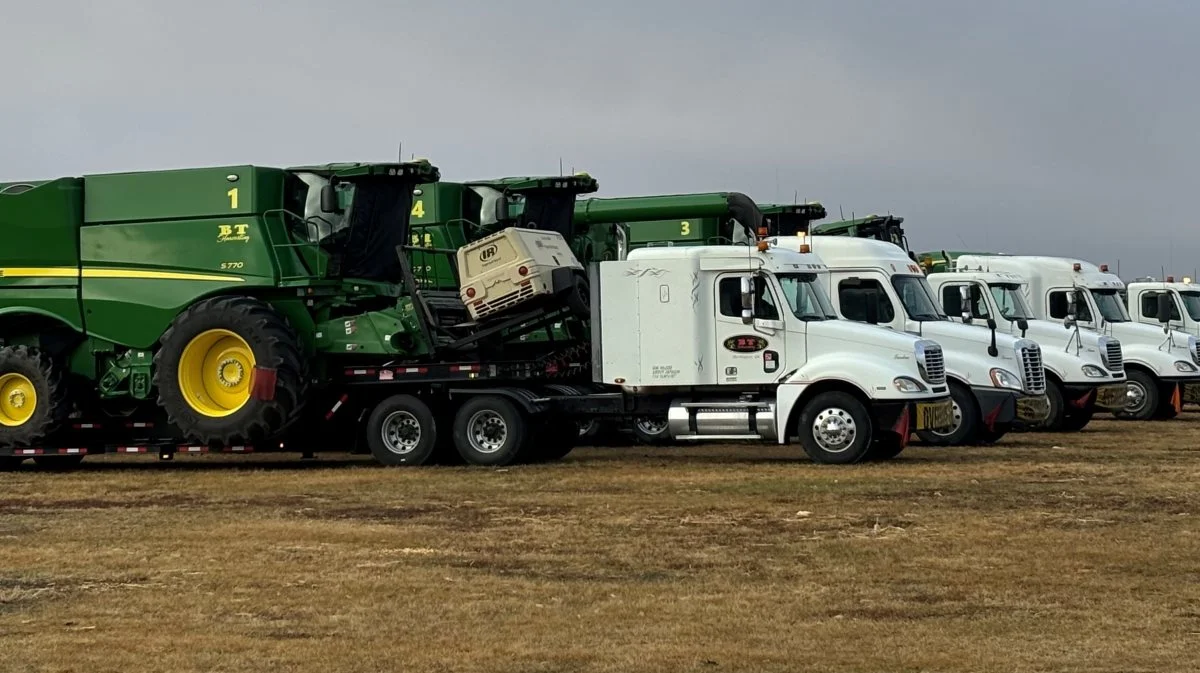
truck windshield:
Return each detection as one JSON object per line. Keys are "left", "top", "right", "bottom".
{"left": 988, "top": 283, "right": 1035, "bottom": 320}
{"left": 1090, "top": 289, "right": 1130, "bottom": 323}
{"left": 1179, "top": 291, "right": 1200, "bottom": 320}
{"left": 778, "top": 273, "right": 838, "bottom": 321}
{"left": 892, "top": 275, "right": 945, "bottom": 321}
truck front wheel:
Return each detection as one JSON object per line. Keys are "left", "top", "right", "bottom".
{"left": 452, "top": 395, "right": 529, "bottom": 466}
{"left": 365, "top": 395, "right": 438, "bottom": 466}
{"left": 915, "top": 382, "right": 978, "bottom": 446}
{"left": 1112, "top": 370, "right": 1158, "bottom": 421}
{"left": 796, "top": 391, "right": 873, "bottom": 464}
{"left": 154, "top": 296, "right": 306, "bottom": 447}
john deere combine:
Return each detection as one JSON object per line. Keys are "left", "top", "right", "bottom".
{"left": 0, "top": 160, "right": 598, "bottom": 467}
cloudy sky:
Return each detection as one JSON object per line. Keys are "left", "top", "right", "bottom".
{"left": 3, "top": 1, "right": 1197, "bottom": 278}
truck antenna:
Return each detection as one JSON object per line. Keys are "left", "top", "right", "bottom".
{"left": 559, "top": 158, "right": 563, "bottom": 176}
{"left": 398, "top": 142, "right": 402, "bottom": 162}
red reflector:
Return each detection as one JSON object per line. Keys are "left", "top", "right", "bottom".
{"left": 518, "top": 266, "right": 528, "bottom": 276}
{"left": 465, "top": 287, "right": 476, "bottom": 298}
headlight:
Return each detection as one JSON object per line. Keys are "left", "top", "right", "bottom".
{"left": 989, "top": 368, "right": 1022, "bottom": 390}
{"left": 1082, "top": 364, "right": 1107, "bottom": 378}
{"left": 893, "top": 376, "right": 927, "bottom": 393}
{"left": 1189, "top": 336, "right": 1199, "bottom": 365}
{"left": 1174, "top": 360, "right": 1196, "bottom": 373}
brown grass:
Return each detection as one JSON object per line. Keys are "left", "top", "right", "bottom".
{"left": 3, "top": 414, "right": 1200, "bottom": 672}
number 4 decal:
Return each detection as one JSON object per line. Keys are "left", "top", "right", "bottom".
{"left": 411, "top": 200, "right": 425, "bottom": 218}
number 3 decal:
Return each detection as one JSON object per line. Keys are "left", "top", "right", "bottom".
{"left": 680, "top": 220, "right": 691, "bottom": 236}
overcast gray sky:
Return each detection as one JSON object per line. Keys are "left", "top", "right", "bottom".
{"left": 3, "top": 1, "right": 1197, "bottom": 278}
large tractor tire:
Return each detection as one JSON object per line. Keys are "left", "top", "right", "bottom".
{"left": 0, "top": 346, "right": 71, "bottom": 448}
{"left": 154, "top": 296, "right": 306, "bottom": 447}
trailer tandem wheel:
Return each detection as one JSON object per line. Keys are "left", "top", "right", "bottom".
{"left": 365, "top": 395, "right": 439, "bottom": 466}
{"left": 452, "top": 395, "right": 530, "bottom": 466}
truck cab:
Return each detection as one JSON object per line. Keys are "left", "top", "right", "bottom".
{"left": 595, "top": 240, "right": 954, "bottom": 463}
{"left": 924, "top": 267, "right": 1126, "bottom": 431}
{"left": 769, "top": 235, "right": 1050, "bottom": 445}
{"left": 1125, "top": 277, "right": 1200, "bottom": 337}
{"left": 952, "top": 255, "right": 1200, "bottom": 420}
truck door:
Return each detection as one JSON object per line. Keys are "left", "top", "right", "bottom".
{"left": 714, "top": 273, "right": 790, "bottom": 385}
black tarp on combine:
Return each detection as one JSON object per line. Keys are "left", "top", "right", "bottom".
{"left": 340, "top": 177, "right": 415, "bottom": 282}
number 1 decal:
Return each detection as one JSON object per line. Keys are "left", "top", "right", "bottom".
{"left": 227, "top": 187, "right": 239, "bottom": 210}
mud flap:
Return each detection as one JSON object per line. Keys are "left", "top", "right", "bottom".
{"left": 891, "top": 406, "right": 910, "bottom": 449}
{"left": 251, "top": 367, "right": 278, "bottom": 401}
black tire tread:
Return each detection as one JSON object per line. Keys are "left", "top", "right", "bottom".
{"left": 0, "top": 345, "right": 72, "bottom": 448}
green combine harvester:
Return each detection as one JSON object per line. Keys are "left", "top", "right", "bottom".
{"left": 0, "top": 160, "right": 602, "bottom": 468}
{"left": 572, "top": 195, "right": 827, "bottom": 258}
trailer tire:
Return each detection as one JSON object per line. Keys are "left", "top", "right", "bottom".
{"left": 531, "top": 419, "right": 578, "bottom": 462}
{"left": 915, "top": 381, "right": 978, "bottom": 446}
{"left": 631, "top": 416, "right": 671, "bottom": 445}
{"left": 1060, "top": 406, "right": 1095, "bottom": 432}
{"left": 0, "top": 346, "right": 71, "bottom": 449}
{"left": 154, "top": 296, "right": 307, "bottom": 447}
{"left": 365, "top": 395, "right": 438, "bottom": 466}
{"left": 867, "top": 435, "right": 906, "bottom": 461}
{"left": 0, "top": 457, "right": 25, "bottom": 471}
{"left": 1112, "top": 370, "right": 1157, "bottom": 421}
{"left": 33, "top": 455, "right": 84, "bottom": 471}
{"left": 796, "top": 391, "right": 873, "bottom": 464}
{"left": 564, "top": 272, "right": 591, "bottom": 319}
{"left": 453, "top": 395, "right": 529, "bottom": 466}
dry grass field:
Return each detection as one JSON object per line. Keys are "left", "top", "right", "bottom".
{"left": 3, "top": 414, "right": 1200, "bottom": 673}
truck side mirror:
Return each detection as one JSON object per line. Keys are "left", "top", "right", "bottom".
{"left": 1067, "top": 292, "right": 1078, "bottom": 319}
{"left": 740, "top": 276, "right": 754, "bottom": 324}
{"left": 320, "top": 184, "right": 342, "bottom": 214}
{"left": 943, "top": 288, "right": 963, "bottom": 321}
{"left": 495, "top": 195, "right": 510, "bottom": 224}
{"left": 1157, "top": 293, "right": 1172, "bottom": 324}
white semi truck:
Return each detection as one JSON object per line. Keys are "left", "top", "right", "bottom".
{"left": 951, "top": 255, "right": 1200, "bottom": 420}
{"left": 589, "top": 241, "right": 954, "bottom": 463}
{"left": 769, "top": 235, "right": 1050, "bottom": 446}
{"left": 924, "top": 268, "right": 1127, "bottom": 431}
{"left": 1123, "top": 277, "right": 1200, "bottom": 407}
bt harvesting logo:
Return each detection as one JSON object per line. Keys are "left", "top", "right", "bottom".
{"left": 217, "top": 224, "right": 250, "bottom": 243}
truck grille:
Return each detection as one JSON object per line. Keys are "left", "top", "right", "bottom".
{"left": 917, "top": 341, "right": 946, "bottom": 385}
{"left": 1018, "top": 341, "right": 1046, "bottom": 394}
{"left": 1100, "top": 337, "right": 1123, "bottom": 372}
{"left": 1193, "top": 340, "right": 1200, "bottom": 366}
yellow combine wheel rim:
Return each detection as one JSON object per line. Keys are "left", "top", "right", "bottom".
{"left": 0, "top": 373, "right": 36, "bottom": 427}
{"left": 178, "top": 329, "right": 257, "bottom": 418}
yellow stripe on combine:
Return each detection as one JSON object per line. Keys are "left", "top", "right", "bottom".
{"left": 0, "top": 267, "right": 245, "bottom": 282}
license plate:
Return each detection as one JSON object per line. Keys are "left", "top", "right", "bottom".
{"left": 1017, "top": 394, "right": 1051, "bottom": 422}
{"left": 1094, "top": 384, "right": 1129, "bottom": 409}
{"left": 915, "top": 399, "right": 954, "bottom": 430}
